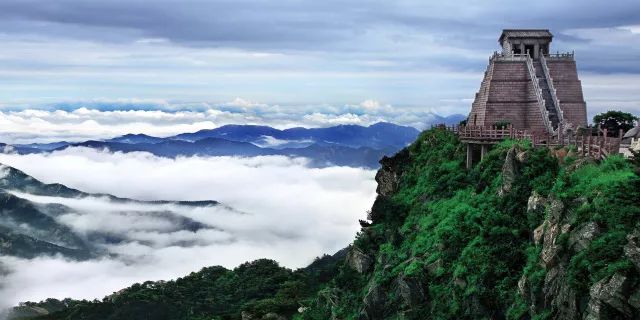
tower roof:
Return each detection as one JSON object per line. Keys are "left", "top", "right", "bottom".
{"left": 499, "top": 29, "right": 553, "bottom": 45}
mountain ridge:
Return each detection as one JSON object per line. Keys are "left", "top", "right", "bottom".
{"left": 2, "top": 122, "right": 423, "bottom": 169}
{"left": 0, "top": 164, "right": 222, "bottom": 261}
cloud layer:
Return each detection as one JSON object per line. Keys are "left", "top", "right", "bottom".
{"left": 0, "top": 148, "right": 377, "bottom": 308}
{"left": 0, "top": 99, "right": 461, "bottom": 144}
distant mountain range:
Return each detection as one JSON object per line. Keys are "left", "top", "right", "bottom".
{"left": 0, "top": 164, "right": 220, "bottom": 260}
{"left": 7, "top": 122, "right": 434, "bottom": 168}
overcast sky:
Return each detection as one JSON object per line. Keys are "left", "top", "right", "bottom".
{"left": 0, "top": 0, "right": 638, "bottom": 125}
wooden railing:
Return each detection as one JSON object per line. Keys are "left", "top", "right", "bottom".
{"left": 432, "top": 124, "right": 623, "bottom": 160}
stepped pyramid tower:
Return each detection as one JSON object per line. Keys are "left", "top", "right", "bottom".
{"left": 467, "top": 29, "right": 588, "bottom": 135}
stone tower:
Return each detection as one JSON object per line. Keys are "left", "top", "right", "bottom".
{"left": 467, "top": 29, "right": 588, "bottom": 135}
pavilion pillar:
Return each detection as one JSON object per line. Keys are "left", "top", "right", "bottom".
{"left": 481, "top": 144, "right": 488, "bottom": 160}
{"left": 534, "top": 43, "right": 540, "bottom": 59}
{"left": 466, "top": 144, "right": 473, "bottom": 169}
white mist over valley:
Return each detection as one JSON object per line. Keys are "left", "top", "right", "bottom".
{"left": 0, "top": 148, "right": 377, "bottom": 308}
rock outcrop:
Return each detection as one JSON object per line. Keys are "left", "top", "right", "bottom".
{"left": 375, "top": 149, "right": 409, "bottom": 197}
{"left": 346, "top": 246, "right": 374, "bottom": 274}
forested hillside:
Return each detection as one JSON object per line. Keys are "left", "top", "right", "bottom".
{"left": 12, "top": 128, "right": 640, "bottom": 320}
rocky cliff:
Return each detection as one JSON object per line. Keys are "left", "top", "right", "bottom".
{"left": 303, "top": 128, "right": 640, "bottom": 320}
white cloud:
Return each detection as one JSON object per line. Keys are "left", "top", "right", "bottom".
{"left": 0, "top": 165, "right": 8, "bottom": 179}
{"left": 0, "top": 148, "right": 377, "bottom": 308}
{"left": 0, "top": 100, "right": 451, "bottom": 144}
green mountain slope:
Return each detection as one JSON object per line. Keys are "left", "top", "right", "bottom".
{"left": 11, "top": 128, "right": 640, "bottom": 320}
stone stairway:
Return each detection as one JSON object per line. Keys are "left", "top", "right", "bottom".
{"left": 533, "top": 60, "right": 560, "bottom": 130}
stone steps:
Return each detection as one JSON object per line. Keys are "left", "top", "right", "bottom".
{"left": 533, "top": 60, "right": 559, "bottom": 130}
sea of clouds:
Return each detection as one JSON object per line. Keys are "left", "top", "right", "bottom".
{"left": 0, "top": 148, "right": 377, "bottom": 308}
{"left": 0, "top": 98, "right": 464, "bottom": 144}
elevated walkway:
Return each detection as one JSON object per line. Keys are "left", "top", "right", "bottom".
{"left": 433, "top": 124, "right": 624, "bottom": 169}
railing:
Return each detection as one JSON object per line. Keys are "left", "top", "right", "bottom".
{"left": 540, "top": 53, "right": 565, "bottom": 127}
{"left": 432, "top": 124, "right": 623, "bottom": 160}
{"left": 524, "top": 55, "right": 555, "bottom": 135}
{"left": 545, "top": 51, "right": 574, "bottom": 60}
{"left": 491, "top": 51, "right": 529, "bottom": 62}
{"left": 576, "top": 129, "right": 624, "bottom": 159}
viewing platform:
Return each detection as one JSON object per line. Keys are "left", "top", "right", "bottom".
{"left": 432, "top": 124, "right": 624, "bottom": 169}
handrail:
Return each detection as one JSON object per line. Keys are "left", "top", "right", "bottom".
{"left": 540, "top": 53, "right": 565, "bottom": 127}
{"left": 524, "top": 55, "right": 555, "bottom": 135}
{"left": 491, "top": 52, "right": 529, "bottom": 62}
{"left": 443, "top": 124, "right": 621, "bottom": 160}
{"left": 545, "top": 51, "right": 574, "bottom": 59}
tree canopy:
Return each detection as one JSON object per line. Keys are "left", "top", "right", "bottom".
{"left": 593, "top": 110, "right": 638, "bottom": 136}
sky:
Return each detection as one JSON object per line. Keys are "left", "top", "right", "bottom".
{"left": 0, "top": 0, "right": 639, "bottom": 135}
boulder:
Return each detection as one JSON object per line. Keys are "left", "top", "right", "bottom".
{"left": 541, "top": 222, "right": 561, "bottom": 268}
{"left": 393, "top": 275, "right": 425, "bottom": 308}
{"left": 568, "top": 222, "right": 599, "bottom": 252}
{"left": 547, "top": 198, "right": 565, "bottom": 223}
{"left": 375, "top": 149, "right": 409, "bottom": 197}
{"left": 542, "top": 266, "right": 579, "bottom": 320}
{"left": 498, "top": 146, "right": 518, "bottom": 196}
{"left": 527, "top": 191, "right": 547, "bottom": 215}
{"left": 584, "top": 273, "right": 633, "bottom": 319}
{"left": 516, "top": 150, "right": 529, "bottom": 163}
{"left": 241, "top": 311, "right": 256, "bottom": 320}
{"left": 345, "top": 246, "right": 374, "bottom": 274}
{"left": 624, "top": 230, "right": 640, "bottom": 272}
{"left": 533, "top": 221, "right": 547, "bottom": 246}
{"left": 363, "top": 282, "right": 386, "bottom": 320}
{"left": 517, "top": 275, "right": 528, "bottom": 298}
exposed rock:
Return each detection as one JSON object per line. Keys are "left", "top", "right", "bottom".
{"left": 541, "top": 222, "right": 561, "bottom": 268}
{"left": 241, "top": 311, "right": 256, "bottom": 320}
{"left": 527, "top": 191, "right": 547, "bottom": 215}
{"left": 547, "top": 198, "right": 565, "bottom": 223}
{"left": 624, "top": 230, "right": 640, "bottom": 272}
{"left": 533, "top": 221, "right": 547, "bottom": 246}
{"left": 516, "top": 150, "right": 529, "bottom": 163}
{"left": 346, "top": 246, "right": 374, "bottom": 274}
{"left": 584, "top": 273, "right": 632, "bottom": 319}
{"left": 517, "top": 275, "right": 528, "bottom": 298}
{"left": 542, "top": 265, "right": 579, "bottom": 320}
{"left": 568, "top": 222, "right": 599, "bottom": 252}
{"left": 498, "top": 146, "right": 518, "bottom": 196}
{"left": 375, "top": 149, "right": 409, "bottom": 197}
{"left": 363, "top": 282, "right": 386, "bottom": 320}
{"left": 393, "top": 275, "right": 425, "bottom": 308}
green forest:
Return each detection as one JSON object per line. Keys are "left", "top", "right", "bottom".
{"left": 11, "top": 127, "right": 640, "bottom": 320}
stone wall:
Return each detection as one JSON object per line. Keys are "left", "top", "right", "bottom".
{"left": 468, "top": 60, "right": 548, "bottom": 134}
{"left": 546, "top": 59, "right": 588, "bottom": 128}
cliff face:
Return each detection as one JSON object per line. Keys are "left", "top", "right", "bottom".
{"left": 305, "top": 128, "right": 640, "bottom": 320}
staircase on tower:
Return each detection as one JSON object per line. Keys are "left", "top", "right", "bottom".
{"left": 467, "top": 29, "right": 588, "bottom": 136}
